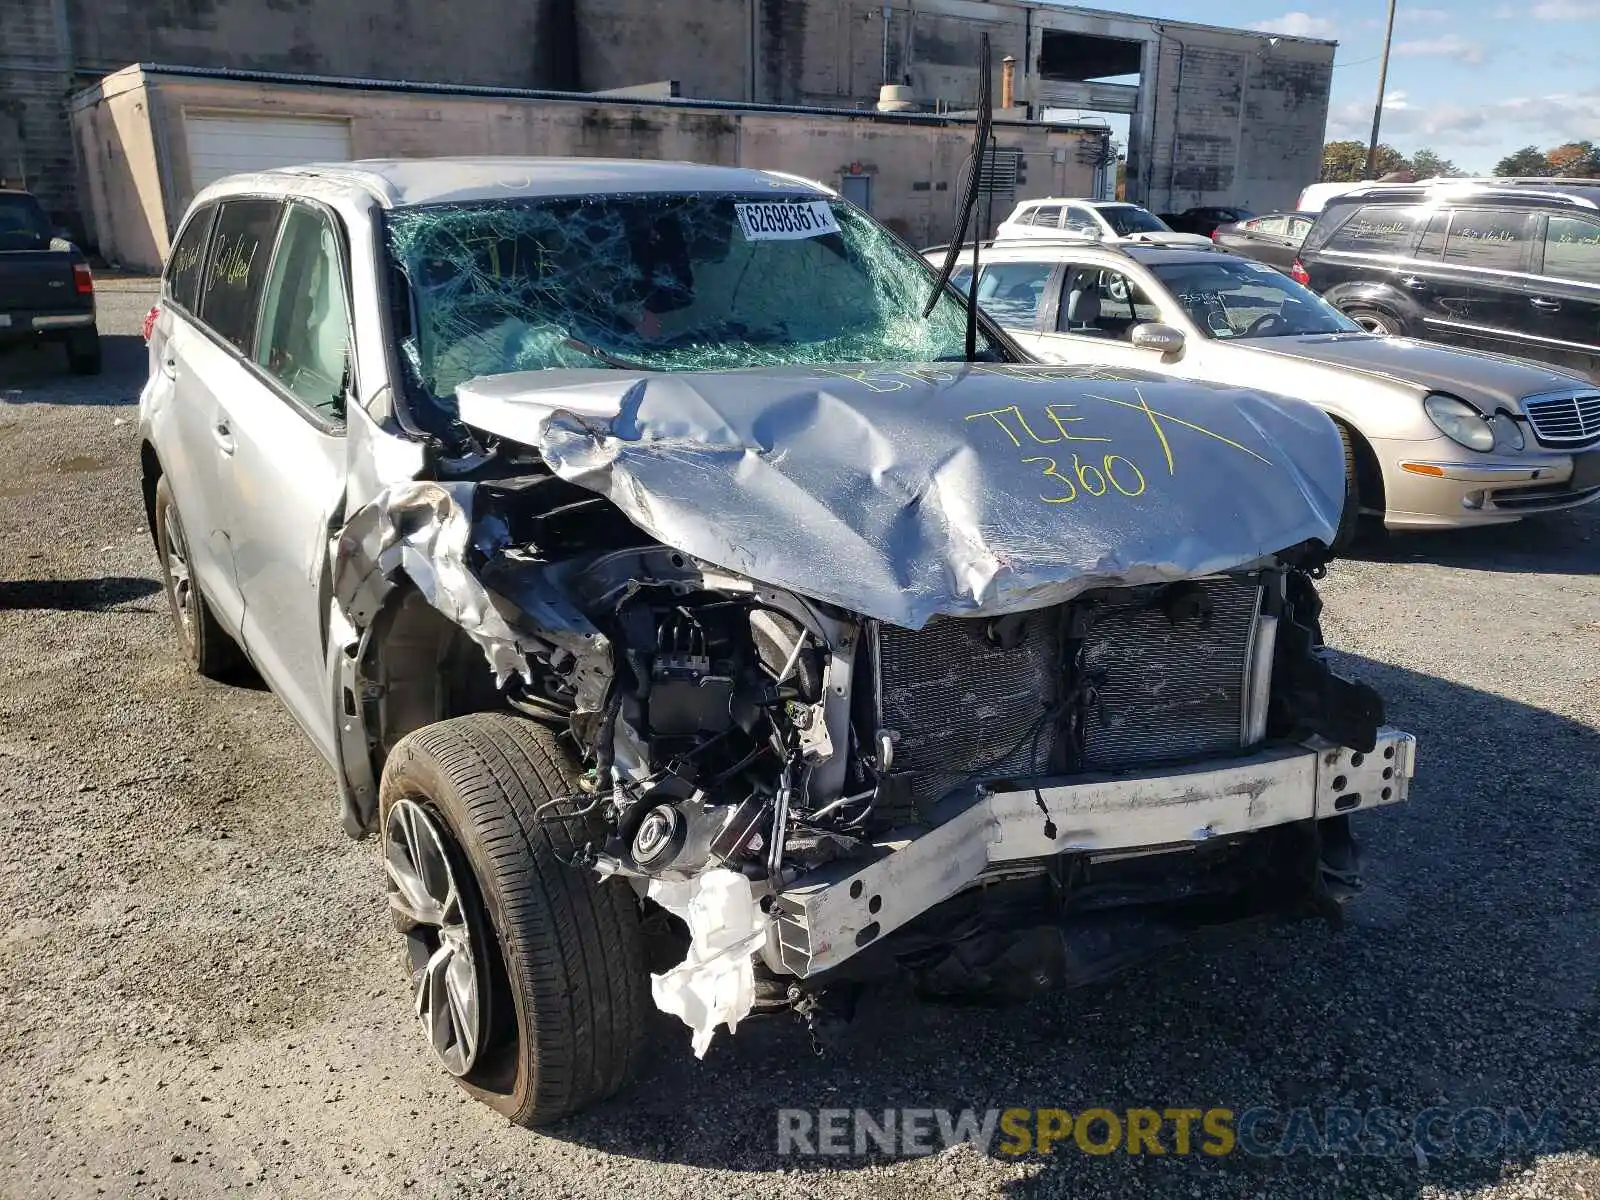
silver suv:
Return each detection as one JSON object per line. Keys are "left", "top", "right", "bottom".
{"left": 139, "top": 157, "right": 1413, "bottom": 1125}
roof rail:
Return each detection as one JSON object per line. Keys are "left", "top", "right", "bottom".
{"left": 1441, "top": 175, "right": 1600, "bottom": 187}
{"left": 921, "top": 237, "right": 1137, "bottom": 256}
{"left": 920, "top": 236, "right": 1233, "bottom": 257}
{"left": 1334, "top": 178, "right": 1599, "bottom": 210}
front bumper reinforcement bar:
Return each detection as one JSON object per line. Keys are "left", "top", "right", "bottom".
{"left": 771, "top": 727, "right": 1417, "bottom": 977}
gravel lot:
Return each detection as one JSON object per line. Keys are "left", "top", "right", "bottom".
{"left": 1, "top": 281, "right": 1597, "bottom": 1200}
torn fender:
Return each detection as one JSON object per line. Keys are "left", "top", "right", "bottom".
{"left": 458, "top": 363, "right": 1347, "bottom": 629}
{"left": 331, "top": 480, "right": 532, "bottom": 687}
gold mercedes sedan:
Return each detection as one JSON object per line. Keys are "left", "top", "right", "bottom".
{"left": 933, "top": 238, "right": 1600, "bottom": 547}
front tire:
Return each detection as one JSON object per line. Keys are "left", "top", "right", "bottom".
{"left": 379, "top": 713, "right": 650, "bottom": 1126}
{"left": 1330, "top": 423, "right": 1363, "bottom": 554}
{"left": 65, "top": 329, "right": 102, "bottom": 375}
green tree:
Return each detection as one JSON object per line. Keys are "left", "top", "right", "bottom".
{"left": 1321, "top": 140, "right": 1409, "bottom": 182}
{"left": 1410, "top": 148, "right": 1463, "bottom": 179}
{"left": 1494, "top": 145, "right": 1552, "bottom": 177}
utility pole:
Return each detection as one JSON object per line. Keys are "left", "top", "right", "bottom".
{"left": 1364, "top": 0, "right": 1398, "bottom": 178}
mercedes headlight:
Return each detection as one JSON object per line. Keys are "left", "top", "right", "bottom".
{"left": 1424, "top": 394, "right": 1494, "bottom": 452}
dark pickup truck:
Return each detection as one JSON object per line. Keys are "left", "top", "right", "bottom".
{"left": 0, "top": 189, "right": 100, "bottom": 375}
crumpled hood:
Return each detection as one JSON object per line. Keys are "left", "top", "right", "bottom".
{"left": 457, "top": 363, "right": 1345, "bottom": 629}
{"left": 1243, "top": 334, "right": 1592, "bottom": 413}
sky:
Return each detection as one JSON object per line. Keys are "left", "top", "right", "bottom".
{"left": 1043, "top": 0, "right": 1600, "bottom": 175}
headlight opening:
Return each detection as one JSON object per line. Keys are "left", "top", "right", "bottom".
{"left": 1424, "top": 394, "right": 1495, "bottom": 452}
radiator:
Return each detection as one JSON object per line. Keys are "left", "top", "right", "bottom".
{"left": 873, "top": 577, "right": 1262, "bottom": 807}
{"left": 876, "top": 611, "right": 1061, "bottom": 808}
{"left": 1076, "top": 576, "right": 1262, "bottom": 769}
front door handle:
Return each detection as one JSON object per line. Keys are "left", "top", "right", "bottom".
{"left": 212, "top": 419, "right": 235, "bottom": 455}
{"left": 1529, "top": 296, "right": 1562, "bottom": 312}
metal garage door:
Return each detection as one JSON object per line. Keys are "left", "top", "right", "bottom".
{"left": 183, "top": 114, "right": 352, "bottom": 191}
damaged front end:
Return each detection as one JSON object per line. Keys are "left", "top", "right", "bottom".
{"left": 329, "top": 364, "right": 1416, "bottom": 1059}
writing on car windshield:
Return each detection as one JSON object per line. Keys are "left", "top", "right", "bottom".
{"left": 1100, "top": 206, "right": 1168, "bottom": 236}
{"left": 385, "top": 193, "right": 997, "bottom": 410}
{"left": 1149, "top": 260, "right": 1360, "bottom": 339}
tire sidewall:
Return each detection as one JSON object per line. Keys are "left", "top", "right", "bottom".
{"left": 1346, "top": 306, "right": 1400, "bottom": 336}
{"left": 67, "top": 330, "right": 102, "bottom": 374}
{"left": 153, "top": 477, "right": 200, "bottom": 669}
{"left": 1330, "top": 422, "right": 1362, "bottom": 554}
{"left": 378, "top": 736, "right": 548, "bottom": 1114}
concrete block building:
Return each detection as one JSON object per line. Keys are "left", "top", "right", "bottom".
{"left": 4, "top": 0, "right": 1335, "bottom": 256}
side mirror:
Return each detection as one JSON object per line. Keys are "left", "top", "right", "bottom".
{"left": 1130, "top": 322, "right": 1186, "bottom": 356}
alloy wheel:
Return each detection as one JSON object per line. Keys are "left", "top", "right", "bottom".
{"left": 1351, "top": 312, "right": 1396, "bottom": 335}
{"left": 384, "top": 798, "right": 486, "bottom": 1077}
{"left": 161, "top": 507, "right": 195, "bottom": 642}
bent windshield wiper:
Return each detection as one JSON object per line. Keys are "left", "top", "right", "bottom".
{"left": 563, "top": 336, "right": 650, "bottom": 371}
{"left": 921, "top": 33, "right": 994, "bottom": 364}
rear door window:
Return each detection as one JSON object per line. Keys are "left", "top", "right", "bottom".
{"left": 973, "top": 261, "right": 1056, "bottom": 327}
{"left": 1029, "top": 206, "right": 1061, "bottom": 229}
{"left": 1253, "top": 216, "right": 1288, "bottom": 237}
{"left": 165, "top": 204, "right": 215, "bottom": 314}
{"left": 1441, "top": 209, "right": 1533, "bottom": 272}
{"left": 253, "top": 204, "right": 352, "bottom": 420}
{"left": 1542, "top": 214, "right": 1600, "bottom": 284}
{"left": 197, "top": 198, "right": 285, "bottom": 353}
{"left": 1326, "top": 205, "right": 1427, "bottom": 255}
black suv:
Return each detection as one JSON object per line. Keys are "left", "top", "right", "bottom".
{"left": 1295, "top": 179, "right": 1600, "bottom": 382}
{"left": 1160, "top": 206, "right": 1255, "bottom": 237}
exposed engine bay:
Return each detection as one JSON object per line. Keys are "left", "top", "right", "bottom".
{"left": 333, "top": 448, "right": 1402, "bottom": 1056}
{"left": 328, "top": 362, "right": 1415, "bottom": 1057}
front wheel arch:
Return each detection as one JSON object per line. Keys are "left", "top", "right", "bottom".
{"left": 1329, "top": 418, "right": 1387, "bottom": 551}
{"left": 1323, "top": 285, "right": 1411, "bottom": 334}
{"left": 339, "top": 585, "right": 510, "bottom": 837}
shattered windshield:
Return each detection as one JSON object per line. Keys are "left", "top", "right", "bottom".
{"left": 1150, "top": 259, "right": 1362, "bottom": 340}
{"left": 385, "top": 193, "right": 1001, "bottom": 413}
{"left": 1100, "top": 205, "right": 1170, "bottom": 236}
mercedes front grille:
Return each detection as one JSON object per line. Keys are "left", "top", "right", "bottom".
{"left": 1523, "top": 392, "right": 1600, "bottom": 448}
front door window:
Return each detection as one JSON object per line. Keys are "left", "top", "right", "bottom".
{"left": 254, "top": 204, "right": 353, "bottom": 421}
{"left": 1058, "top": 267, "right": 1161, "bottom": 339}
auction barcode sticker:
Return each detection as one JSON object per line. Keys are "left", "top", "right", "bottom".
{"left": 735, "top": 201, "right": 841, "bottom": 241}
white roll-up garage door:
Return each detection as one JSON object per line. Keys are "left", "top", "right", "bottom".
{"left": 183, "top": 114, "right": 353, "bottom": 191}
